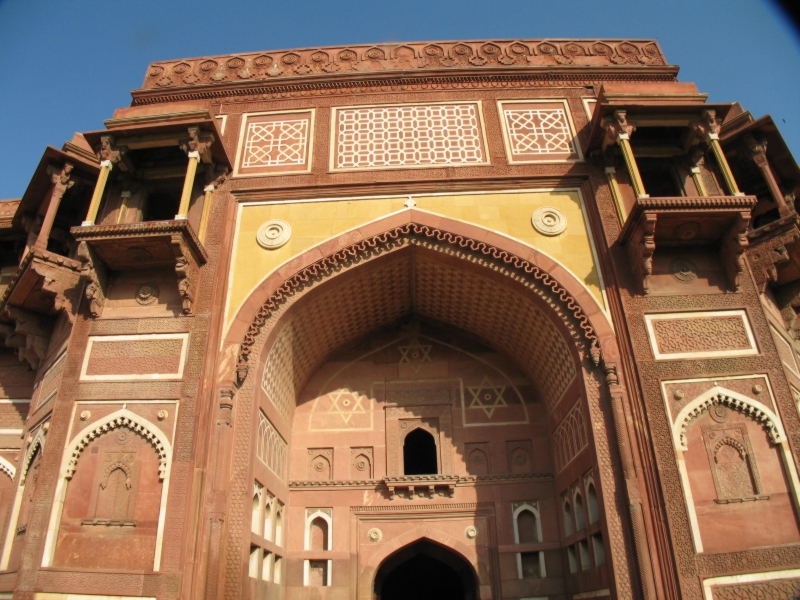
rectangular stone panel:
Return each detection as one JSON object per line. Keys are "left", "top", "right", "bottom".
{"left": 644, "top": 310, "right": 758, "bottom": 360}
{"left": 497, "top": 100, "right": 582, "bottom": 163}
{"left": 80, "top": 333, "right": 189, "bottom": 381}
{"left": 234, "top": 110, "right": 315, "bottom": 177}
{"left": 331, "top": 102, "right": 489, "bottom": 171}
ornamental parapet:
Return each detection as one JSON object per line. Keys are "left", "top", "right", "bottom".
{"left": 619, "top": 195, "right": 757, "bottom": 295}
{"left": 71, "top": 219, "right": 207, "bottom": 316}
{"left": 139, "top": 39, "right": 668, "bottom": 91}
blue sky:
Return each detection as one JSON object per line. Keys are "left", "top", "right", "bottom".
{"left": 1, "top": 0, "right": 798, "bottom": 198}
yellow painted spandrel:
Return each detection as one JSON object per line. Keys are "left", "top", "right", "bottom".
{"left": 226, "top": 190, "right": 603, "bottom": 330}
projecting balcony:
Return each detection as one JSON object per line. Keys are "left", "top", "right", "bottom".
{"left": 0, "top": 248, "right": 82, "bottom": 318}
{"left": 619, "top": 195, "right": 757, "bottom": 294}
{"left": 70, "top": 219, "right": 207, "bottom": 315}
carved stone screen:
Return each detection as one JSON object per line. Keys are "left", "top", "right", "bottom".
{"left": 331, "top": 102, "right": 489, "bottom": 170}
{"left": 234, "top": 110, "right": 315, "bottom": 177}
{"left": 498, "top": 100, "right": 581, "bottom": 163}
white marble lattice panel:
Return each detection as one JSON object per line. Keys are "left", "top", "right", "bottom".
{"left": 498, "top": 100, "right": 582, "bottom": 163}
{"left": 234, "top": 110, "right": 315, "bottom": 177}
{"left": 331, "top": 102, "right": 489, "bottom": 170}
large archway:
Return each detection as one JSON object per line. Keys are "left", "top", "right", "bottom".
{"left": 215, "top": 209, "right": 649, "bottom": 599}
{"left": 375, "top": 540, "right": 478, "bottom": 600}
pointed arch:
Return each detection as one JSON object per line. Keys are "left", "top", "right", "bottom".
{"left": 673, "top": 386, "right": 785, "bottom": 451}
{"left": 304, "top": 510, "right": 332, "bottom": 551}
{"left": 512, "top": 503, "right": 542, "bottom": 544}
{"left": 41, "top": 407, "right": 174, "bottom": 570}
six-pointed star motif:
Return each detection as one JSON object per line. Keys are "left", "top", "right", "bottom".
{"left": 467, "top": 377, "right": 508, "bottom": 417}
{"left": 325, "top": 387, "right": 367, "bottom": 423}
{"left": 397, "top": 337, "right": 433, "bottom": 372}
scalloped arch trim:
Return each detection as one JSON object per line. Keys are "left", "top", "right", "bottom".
{"left": 65, "top": 412, "right": 169, "bottom": 480}
{"left": 674, "top": 386, "right": 785, "bottom": 451}
{"left": 20, "top": 430, "right": 45, "bottom": 484}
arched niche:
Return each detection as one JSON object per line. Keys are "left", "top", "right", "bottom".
{"left": 221, "top": 209, "right": 635, "bottom": 598}
{"left": 40, "top": 409, "right": 173, "bottom": 571}
{"left": 674, "top": 386, "right": 800, "bottom": 553}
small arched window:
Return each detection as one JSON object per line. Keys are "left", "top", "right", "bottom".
{"left": 264, "top": 493, "right": 274, "bottom": 541}
{"left": 403, "top": 428, "right": 438, "bottom": 475}
{"left": 251, "top": 484, "right": 262, "bottom": 535}
{"left": 516, "top": 509, "right": 539, "bottom": 544}
{"left": 275, "top": 502, "right": 284, "bottom": 546}
{"left": 310, "top": 517, "right": 328, "bottom": 552}
{"left": 574, "top": 492, "right": 586, "bottom": 531}
{"left": 563, "top": 501, "right": 574, "bottom": 536}
{"left": 587, "top": 483, "right": 600, "bottom": 524}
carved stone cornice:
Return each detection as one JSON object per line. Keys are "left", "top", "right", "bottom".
{"left": 71, "top": 219, "right": 207, "bottom": 316}
{"left": 140, "top": 39, "right": 668, "bottom": 91}
{"left": 619, "top": 195, "right": 758, "bottom": 294}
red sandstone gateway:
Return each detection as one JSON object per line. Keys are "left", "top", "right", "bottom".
{"left": 0, "top": 39, "right": 797, "bottom": 600}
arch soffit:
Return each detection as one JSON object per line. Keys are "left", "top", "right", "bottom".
{"left": 0, "top": 456, "right": 15, "bottom": 480}
{"left": 61, "top": 409, "right": 172, "bottom": 480}
{"left": 227, "top": 208, "right": 616, "bottom": 376}
{"left": 673, "top": 386, "right": 786, "bottom": 452}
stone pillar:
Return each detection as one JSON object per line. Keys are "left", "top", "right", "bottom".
{"left": 177, "top": 127, "right": 215, "bottom": 221}
{"left": 603, "top": 110, "right": 648, "bottom": 199}
{"left": 744, "top": 133, "right": 791, "bottom": 215}
{"left": 199, "top": 166, "right": 228, "bottom": 244}
{"left": 34, "top": 163, "right": 75, "bottom": 250}
{"left": 82, "top": 135, "right": 125, "bottom": 226}
{"left": 687, "top": 147, "right": 709, "bottom": 196}
{"left": 699, "top": 110, "right": 742, "bottom": 196}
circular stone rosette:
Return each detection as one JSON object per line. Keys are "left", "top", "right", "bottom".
{"left": 465, "top": 526, "right": 478, "bottom": 540}
{"left": 531, "top": 207, "right": 567, "bottom": 236}
{"left": 368, "top": 528, "right": 382, "bottom": 543}
{"left": 256, "top": 219, "right": 292, "bottom": 249}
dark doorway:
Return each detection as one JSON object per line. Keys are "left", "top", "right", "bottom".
{"left": 403, "top": 428, "right": 438, "bottom": 475}
{"left": 375, "top": 540, "right": 477, "bottom": 600}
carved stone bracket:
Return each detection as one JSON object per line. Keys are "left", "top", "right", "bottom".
{"left": 0, "top": 307, "right": 54, "bottom": 370}
{"left": 180, "top": 127, "right": 215, "bottom": 163}
{"left": 171, "top": 232, "right": 200, "bottom": 314}
{"left": 77, "top": 241, "right": 109, "bottom": 318}
{"left": 625, "top": 213, "right": 657, "bottom": 294}
{"left": 383, "top": 476, "right": 458, "bottom": 501}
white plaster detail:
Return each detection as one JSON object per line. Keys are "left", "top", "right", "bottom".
{"left": 256, "top": 219, "right": 292, "bottom": 250}
{"left": 672, "top": 386, "right": 784, "bottom": 452}
{"left": 512, "top": 502, "right": 542, "bottom": 544}
{"left": 304, "top": 509, "right": 333, "bottom": 551}
{"left": 532, "top": 206, "right": 567, "bottom": 236}
{"left": 367, "top": 527, "right": 382, "bottom": 543}
{"left": 0, "top": 456, "right": 15, "bottom": 480}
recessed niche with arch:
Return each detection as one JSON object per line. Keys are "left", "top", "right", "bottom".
{"left": 675, "top": 386, "right": 800, "bottom": 553}
{"left": 585, "top": 478, "right": 600, "bottom": 524}
{"left": 46, "top": 413, "right": 171, "bottom": 571}
{"left": 573, "top": 490, "right": 586, "bottom": 531}
{"left": 304, "top": 509, "right": 332, "bottom": 551}
{"left": 512, "top": 503, "right": 542, "bottom": 544}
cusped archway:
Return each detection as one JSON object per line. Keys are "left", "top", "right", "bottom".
{"left": 218, "top": 208, "right": 641, "bottom": 599}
